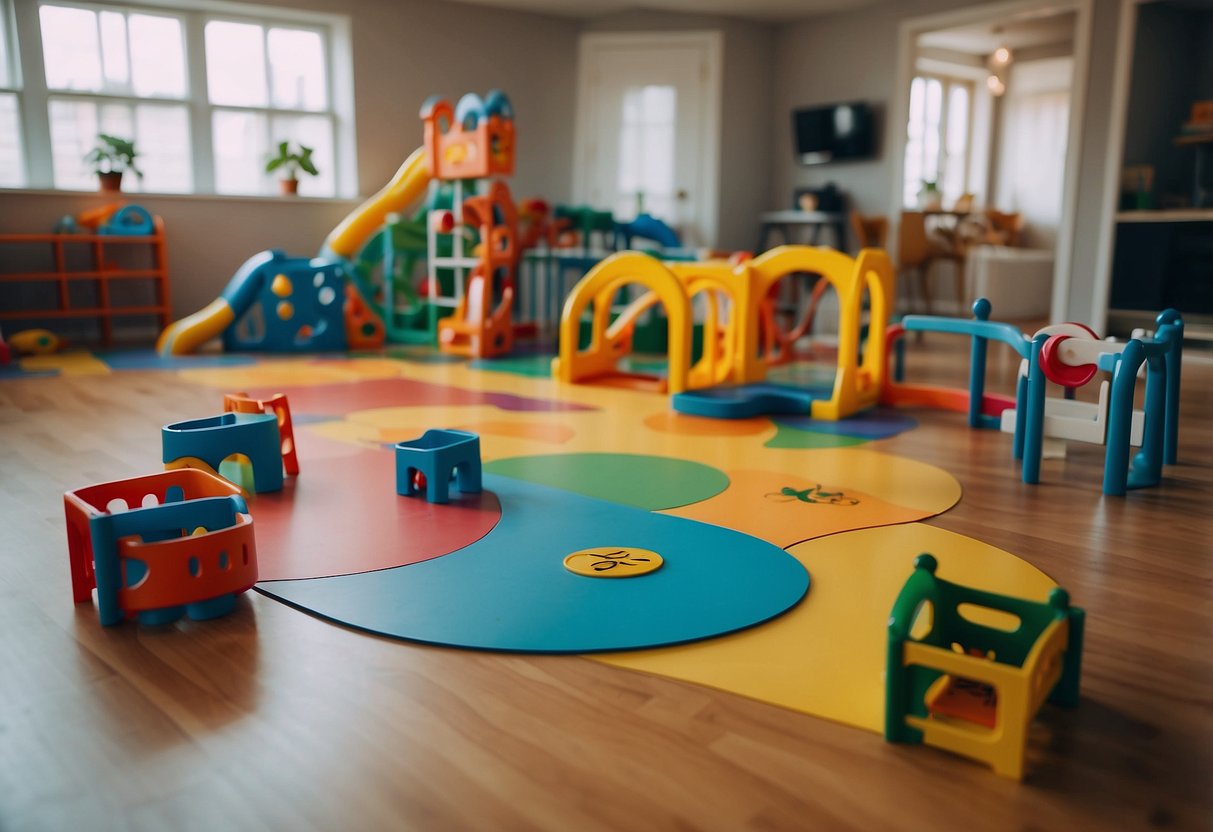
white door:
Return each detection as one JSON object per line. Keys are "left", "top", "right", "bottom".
{"left": 575, "top": 32, "right": 721, "bottom": 247}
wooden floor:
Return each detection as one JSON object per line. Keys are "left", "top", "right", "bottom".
{"left": 2, "top": 336, "right": 1210, "bottom": 832}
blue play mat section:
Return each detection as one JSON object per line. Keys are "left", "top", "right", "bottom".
{"left": 672, "top": 382, "right": 831, "bottom": 419}
{"left": 96, "top": 350, "right": 256, "bottom": 371}
{"left": 774, "top": 408, "right": 918, "bottom": 439}
{"left": 257, "top": 474, "right": 810, "bottom": 653}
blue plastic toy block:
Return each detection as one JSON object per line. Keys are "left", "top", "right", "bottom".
{"left": 395, "top": 429, "right": 482, "bottom": 504}
{"left": 163, "top": 411, "right": 285, "bottom": 493}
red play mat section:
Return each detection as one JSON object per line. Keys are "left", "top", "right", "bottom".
{"left": 248, "top": 438, "right": 501, "bottom": 580}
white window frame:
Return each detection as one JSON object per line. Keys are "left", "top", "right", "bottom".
{"left": 903, "top": 72, "right": 974, "bottom": 209}
{"left": 8, "top": 0, "right": 356, "bottom": 197}
{"left": 0, "top": 0, "right": 27, "bottom": 187}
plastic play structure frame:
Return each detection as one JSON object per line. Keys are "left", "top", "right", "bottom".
{"left": 553, "top": 245, "right": 895, "bottom": 421}
{"left": 158, "top": 90, "right": 521, "bottom": 360}
{"left": 885, "top": 554, "right": 1084, "bottom": 780}
{"left": 883, "top": 301, "right": 1183, "bottom": 496}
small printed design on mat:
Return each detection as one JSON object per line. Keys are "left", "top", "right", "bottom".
{"left": 564, "top": 547, "right": 663, "bottom": 578}
{"left": 765, "top": 485, "right": 860, "bottom": 506}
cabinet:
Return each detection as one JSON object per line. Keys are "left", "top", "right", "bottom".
{"left": 1108, "top": 211, "right": 1213, "bottom": 341}
{"left": 0, "top": 218, "right": 170, "bottom": 346}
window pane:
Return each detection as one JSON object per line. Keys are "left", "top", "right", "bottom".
{"left": 99, "top": 11, "right": 129, "bottom": 91}
{"left": 49, "top": 98, "right": 100, "bottom": 189}
{"left": 924, "top": 79, "right": 943, "bottom": 127}
{"left": 640, "top": 85, "right": 675, "bottom": 125}
{"left": 0, "top": 93, "right": 24, "bottom": 187}
{"left": 213, "top": 108, "right": 268, "bottom": 194}
{"left": 49, "top": 98, "right": 186, "bottom": 193}
{"left": 270, "top": 114, "right": 335, "bottom": 196}
{"left": 267, "top": 28, "right": 326, "bottom": 110}
{"left": 206, "top": 21, "right": 267, "bottom": 107}
{"left": 0, "top": 7, "right": 10, "bottom": 88}
{"left": 907, "top": 77, "right": 924, "bottom": 138}
{"left": 97, "top": 102, "right": 137, "bottom": 190}
{"left": 130, "top": 15, "right": 186, "bottom": 98}
{"left": 617, "top": 85, "right": 675, "bottom": 220}
{"left": 41, "top": 5, "right": 103, "bottom": 92}
{"left": 946, "top": 85, "right": 969, "bottom": 156}
{"left": 135, "top": 103, "right": 191, "bottom": 192}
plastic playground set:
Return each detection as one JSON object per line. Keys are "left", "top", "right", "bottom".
{"left": 39, "top": 91, "right": 1192, "bottom": 782}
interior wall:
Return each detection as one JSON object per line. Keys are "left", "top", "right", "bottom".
{"left": 581, "top": 11, "right": 776, "bottom": 251}
{"left": 0, "top": 0, "right": 580, "bottom": 323}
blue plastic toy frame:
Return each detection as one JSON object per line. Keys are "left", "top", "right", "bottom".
{"left": 1019, "top": 309, "right": 1182, "bottom": 495}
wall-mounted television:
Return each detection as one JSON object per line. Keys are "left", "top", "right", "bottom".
{"left": 792, "top": 102, "right": 876, "bottom": 165}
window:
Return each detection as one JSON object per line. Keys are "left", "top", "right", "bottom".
{"left": 616, "top": 85, "right": 676, "bottom": 220}
{"left": 903, "top": 75, "right": 972, "bottom": 209}
{"left": 6, "top": 1, "right": 351, "bottom": 196}
{"left": 0, "top": 2, "right": 24, "bottom": 188}
{"left": 205, "top": 19, "right": 335, "bottom": 196}
{"left": 39, "top": 4, "right": 191, "bottom": 192}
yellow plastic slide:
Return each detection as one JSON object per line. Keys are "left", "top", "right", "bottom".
{"left": 156, "top": 297, "right": 236, "bottom": 357}
{"left": 321, "top": 147, "right": 432, "bottom": 260}
{"left": 158, "top": 147, "right": 432, "bottom": 356}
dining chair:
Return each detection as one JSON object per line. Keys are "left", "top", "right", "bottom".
{"left": 985, "top": 210, "right": 1024, "bottom": 247}
{"left": 898, "top": 211, "right": 965, "bottom": 316}
{"left": 850, "top": 211, "right": 889, "bottom": 250}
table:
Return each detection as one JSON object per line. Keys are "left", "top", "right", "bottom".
{"left": 757, "top": 210, "right": 847, "bottom": 253}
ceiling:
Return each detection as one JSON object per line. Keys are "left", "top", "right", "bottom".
{"left": 918, "top": 11, "right": 1077, "bottom": 56}
{"left": 443, "top": 0, "right": 884, "bottom": 22}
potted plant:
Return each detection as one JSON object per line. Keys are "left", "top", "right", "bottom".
{"left": 918, "top": 180, "right": 942, "bottom": 211}
{"left": 85, "top": 134, "right": 143, "bottom": 193}
{"left": 266, "top": 141, "right": 319, "bottom": 195}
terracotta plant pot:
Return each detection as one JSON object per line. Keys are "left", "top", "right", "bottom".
{"left": 279, "top": 178, "right": 299, "bottom": 196}
{"left": 98, "top": 172, "right": 123, "bottom": 193}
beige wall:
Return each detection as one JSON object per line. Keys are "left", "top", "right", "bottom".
{"left": 0, "top": 0, "right": 579, "bottom": 322}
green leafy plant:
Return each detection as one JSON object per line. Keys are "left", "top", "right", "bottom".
{"left": 85, "top": 134, "right": 143, "bottom": 178}
{"left": 265, "top": 141, "right": 319, "bottom": 182}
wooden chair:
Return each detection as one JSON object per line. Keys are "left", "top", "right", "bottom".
{"left": 849, "top": 211, "right": 889, "bottom": 251}
{"left": 985, "top": 210, "right": 1024, "bottom": 247}
{"left": 898, "top": 211, "right": 965, "bottom": 316}
{"left": 791, "top": 212, "right": 890, "bottom": 345}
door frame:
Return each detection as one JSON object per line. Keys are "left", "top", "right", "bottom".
{"left": 573, "top": 30, "right": 723, "bottom": 246}
{"left": 1091, "top": 0, "right": 1148, "bottom": 334}
{"left": 887, "top": 0, "right": 1094, "bottom": 323}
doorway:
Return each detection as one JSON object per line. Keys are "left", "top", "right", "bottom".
{"left": 574, "top": 31, "right": 722, "bottom": 248}
{"left": 890, "top": 1, "right": 1092, "bottom": 320}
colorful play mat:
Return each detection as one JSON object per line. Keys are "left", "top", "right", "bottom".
{"left": 16, "top": 347, "right": 1063, "bottom": 734}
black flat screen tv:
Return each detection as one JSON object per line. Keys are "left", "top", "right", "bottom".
{"left": 793, "top": 102, "right": 875, "bottom": 165}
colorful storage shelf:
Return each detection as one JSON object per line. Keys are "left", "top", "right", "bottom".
{"left": 0, "top": 217, "right": 170, "bottom": 346}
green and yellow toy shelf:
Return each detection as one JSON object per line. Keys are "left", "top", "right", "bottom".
{"left": 884, "top": 554, "right": 1084, "bottom": 780}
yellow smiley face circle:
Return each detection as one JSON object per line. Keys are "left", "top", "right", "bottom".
{"left": 563, "top": 547, "right": 663, "bottom": 578}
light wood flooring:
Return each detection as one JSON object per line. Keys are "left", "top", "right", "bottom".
{"left": 1, "top": 335, "right": 1210, "bottom": 831}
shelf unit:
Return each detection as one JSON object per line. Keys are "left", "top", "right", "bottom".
{"left": 0, "top": 218, "right": 170, "bottom": 346}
